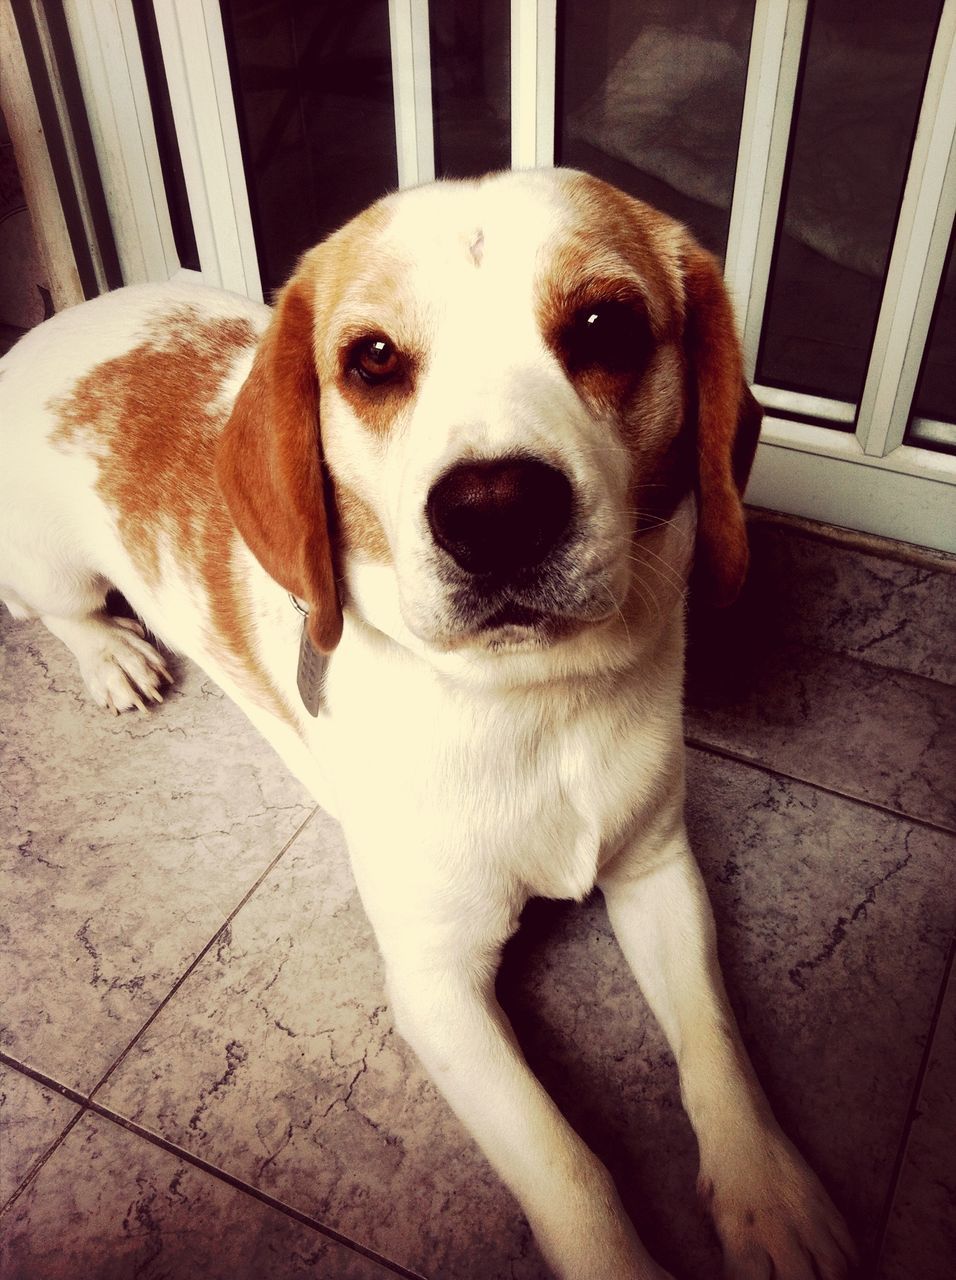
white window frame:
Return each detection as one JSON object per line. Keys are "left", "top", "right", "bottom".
{"left": 32, "top": 0, "right": 956, "bottom": 553}
{"left": 63, "top": 0, "right": 178, "bottom": 286}
{"left": 388, "top": 0, "right": 435, "bottom": 187}
{"left": 1, "top": 0, "right": 84, "bottom": 308}
{"left": 511, "top": 0, "right": 557, "bottom": 169}
{"left": 725, "top": 0, "right": 956, "bottom": 554}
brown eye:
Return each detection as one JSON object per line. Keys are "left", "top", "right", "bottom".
{"left": 350, "top": 336, "right": 403, "bottom": 385}
{"left": 562, "top": 300, "right": 651, "bottom": 376}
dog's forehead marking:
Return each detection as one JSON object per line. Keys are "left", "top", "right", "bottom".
{"left": 468, "top": 229, "right": 484, "bottom": 266}
{"left": 382, "top": 178, "right": 559, "bottom": 275}
{"left": 368, "top": 171, "right": 682, "bottom": 332}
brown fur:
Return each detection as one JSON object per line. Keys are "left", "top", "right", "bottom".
{"left": 50, "top": 307, "right": 296, "bottom": 723}
{"left": 216, "top": 202, "right": 401, "bottom": 627}
{"left": 334, "top": 481, "right": 391, "bottom": 562}
{"left": 316, "top": 211, "right": 420, "bottom": 443}
{"left": 215, "top": 281, "right": 343, "bottom": 654}
{"left": 540, "top": 173, "right": 759, "bottom": 597}
{"left": 334, "top": 335, "right": 419, "bottom": 440}
{"left": 681, "top": 243, "right": 761, "bottom": 606}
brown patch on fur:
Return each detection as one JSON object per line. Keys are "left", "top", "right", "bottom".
{"left": 334, "top": 481, "right": 391, "bottom": 562}
{"left": 548, "top": 172, "right": 683, "bottom": 339}
{"left": 50, "top": 307, "right": 296, "bottom": 723}
{"left": 537, "top": 172, "right": 761, "bottom": 596}
{"left": 536, "top": 173, "right": 692, "bottom": 532}
{"left": 335, "top": 337, "right": 419, "bottom": 439}
{"left": 311, "top": 204, "right": 422, "bottom": 441}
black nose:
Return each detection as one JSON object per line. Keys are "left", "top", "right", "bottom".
{"left": 426, "top": 457, "right": 574, "bottom": 577}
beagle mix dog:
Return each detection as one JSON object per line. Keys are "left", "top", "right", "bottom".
{"left": 0, "top": 169, "right": 854, "bottom": 1279}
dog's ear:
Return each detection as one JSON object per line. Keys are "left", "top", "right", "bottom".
{"left": 216, "top": 267, "right": 343, "bottom": 654}
{"left": 682, "top": 242, "right": 763, "bottom": 607}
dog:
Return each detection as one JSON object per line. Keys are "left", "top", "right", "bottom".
{"left": 0, "top": 168, "right": 855, "bottom": 1279}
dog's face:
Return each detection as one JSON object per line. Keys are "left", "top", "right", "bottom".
{"left": 217, "top": 169, "right": 760, "bottom": 680}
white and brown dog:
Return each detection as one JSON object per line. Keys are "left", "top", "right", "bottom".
{"left": 0, "top": 169, "right": 854, "bottom": 1279}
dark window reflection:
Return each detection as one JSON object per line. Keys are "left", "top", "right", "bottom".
{"left": 220, "top": 0, "right": 397, "bottom": 298}
{"left": 908, "top": 223, "right": 956, "bottom": 452}
{"left": 431, "top": 0, "right": 509, "bottom": 178}
{"left": 133, "top": 0, "right": 199, "bottom": 272}
{"left": 757, "top": 0, "right": 944, "bottom": 404}
{"left": 556, "top": 0, "right": 754, "bottom": 258}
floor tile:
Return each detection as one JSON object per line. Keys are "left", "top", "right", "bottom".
{"left": 97, "top": 749, "right": 956, "bottom": 1280}
{"left": 683, "top": 753, "right": 955, "bottom": 1263}
{"left": 686, "top": 638, "right": 956, "bottom": 830}
{"left": 96, "top": 812, "right": 543, "bottom": 1280}
{"left": 877, "top": 955, "right": 956, "bottom": 1280}
{"left": 0, "top": 610, "right": 313, "bottom": 1091}
{"left": 0, "top": 1065, "right": 80, "bottom": 1205}
{"left": 502, "top": 750, "right": 956, "bottom": 1278}
{"left": 739, "top": 517, "right": 956, "bottom": 685}
{"left": 0, "top": 1111, "right": 403, "bottom": 1279}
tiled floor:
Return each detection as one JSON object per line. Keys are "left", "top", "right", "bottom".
{"left": 1, "top": 515, "right": 954, "bottom": 1280}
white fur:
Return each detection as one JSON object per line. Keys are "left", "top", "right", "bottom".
{"left": 0, "top": 172, "right": 853, "bottom": 1280}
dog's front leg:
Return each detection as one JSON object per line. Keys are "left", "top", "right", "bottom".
{"left": 367, "top": 899, "right": 674, "bottom": 1280}
{"left": 599, "top": 819, "right": 857, "bottom": 1280}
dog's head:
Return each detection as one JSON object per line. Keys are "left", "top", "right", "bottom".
{"left": 216, "top": 169, "right": 760, "bottom": 680}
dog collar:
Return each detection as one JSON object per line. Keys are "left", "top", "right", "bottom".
{"left": 290, "top": 594, "right": 325, "bottom": 717}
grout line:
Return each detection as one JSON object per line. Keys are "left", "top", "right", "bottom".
{"left": 83, "top": 1096, "right": 426, "bottom": 1279}
{"left": 684, "top": 735, "right": 956, "bottom": 837}
{"left": 0, "top": 1054, "right": 423, "bottom": 1278}
{"left": 0, "top": 1114, "right": 88, "bottom": 1218}
{"left": 0, "top": 1054, "right": 88, "bottom": 1107}
{"left": 0, "top": 805, "right": 423, "bottom": 1277}
{"left": 87, "top": 805, "right": 320, "bottom": 1102}
{"left": 870, "top": 933, "right": 955, "bottom": 1274}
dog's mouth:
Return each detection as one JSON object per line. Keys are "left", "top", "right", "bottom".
{"left": 393, "top": 535, "right": 625, "bottom": 656}
{"left": 453, "top": 580, "right": 617, "bottom": 649}
{"left": 480, "top": 603, "right": 550, "bottom": 631}
{"left": 471, "top": 604, "right": 577, "bottom": 653}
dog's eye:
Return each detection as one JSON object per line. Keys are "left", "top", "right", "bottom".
{"left": 350, "top": 336, "right": 403, "bottom": 386}
{"left": 562, "top": 301, "right": 651, "bottom": 376}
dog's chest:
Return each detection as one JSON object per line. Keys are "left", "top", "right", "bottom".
{"left": 323, "top": 646, "right": 670, "bottom": 904}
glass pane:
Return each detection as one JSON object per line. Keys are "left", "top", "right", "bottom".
{"left": 220, "top": 0, "right": 397, "bottom": 298}
{"left": 756, "top": 0, "right": 944, "bottom": 405}
{"left": 556, "top": 0, "right": 754, "bottom": 258}
{"left": 908, "top": 220, "right": 956, "bottom": 453}
{"left": 132, "top": 0, "right": 199, "bottom": 273}
{"left": 431, "top": 0, "right": 509, "bottom": 179}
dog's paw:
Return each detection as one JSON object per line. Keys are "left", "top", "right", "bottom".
{"left": 75, "top": 616, "right": 172, "bottom": 713}
{"left": 700, "top": 1134, "right": 856, "bottom": 1280}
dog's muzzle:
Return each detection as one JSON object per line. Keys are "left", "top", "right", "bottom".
{"left": 424, "top": 455, "right": 581, "bottom": 637}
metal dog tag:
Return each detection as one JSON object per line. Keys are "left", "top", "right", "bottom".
{"left": 296, "top": 616, "right": 326, "bottom": 716}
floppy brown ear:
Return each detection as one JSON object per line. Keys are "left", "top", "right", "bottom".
{"left": 215, "top": 270, "right": 342, "bottom": 653}
{"left": 682, "top": 243, "right": 763, "bottom": 607}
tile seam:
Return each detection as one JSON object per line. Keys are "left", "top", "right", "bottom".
{"left": 86, "top": 805, "right": 320, "bottom": 1102}
{"left": 0, "top": 1053, "right": 423, "bottom": 1278}
{"left": 870, "top": 934, "right": 956, "bottom": 1275}
{"left": 684, "top": 736, "right": 956, "bottom": 836}
{"left": 0, "top": 1102, "right": 88, "bottom": 1217}
{"left": 81, "top": 1097, "right": 425, "bottom": 1280}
